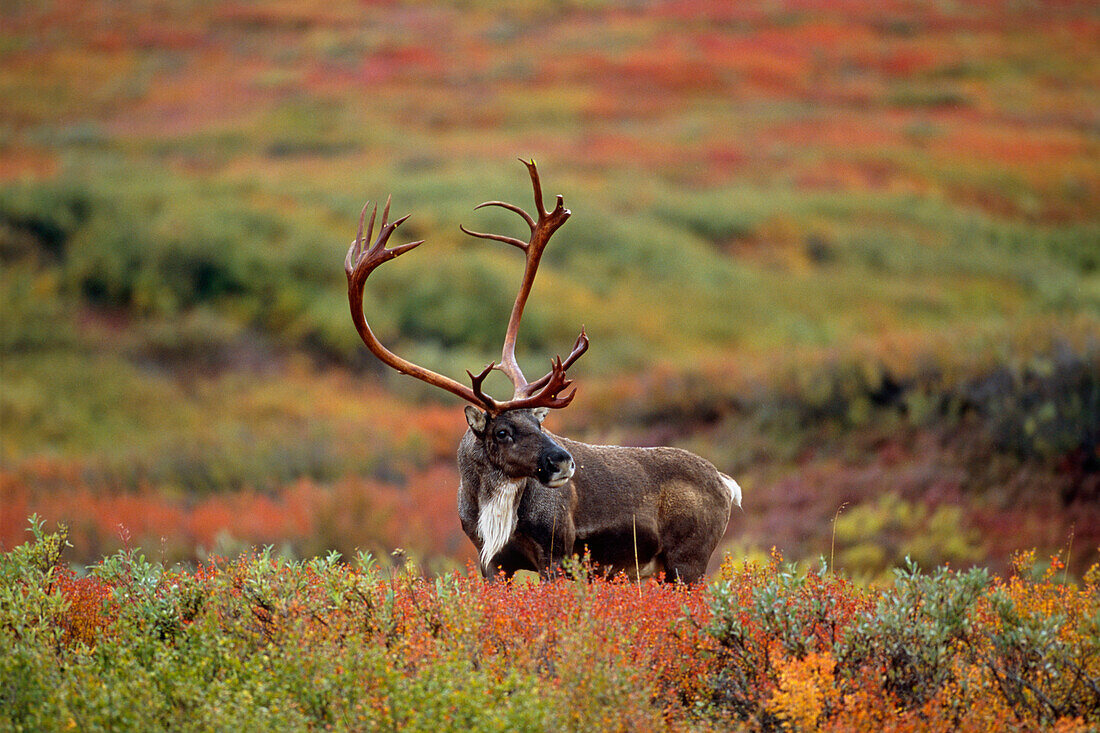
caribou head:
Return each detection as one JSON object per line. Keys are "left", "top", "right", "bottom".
{"left": 463, "top": 406, "right": 575, "bottom": 488}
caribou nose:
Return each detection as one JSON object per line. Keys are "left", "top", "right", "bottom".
{"left": 542, "top": 448, "right": 574, "bottom": 485}
{"left": 558, "top": 455, "right": 575, "bottom": 479}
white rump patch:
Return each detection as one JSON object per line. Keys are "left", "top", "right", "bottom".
{"left": 477, "top": 478, "right": 524, "bottom": 571}
{"left": 719, "top": 473, "right": 742, "bottom": 508}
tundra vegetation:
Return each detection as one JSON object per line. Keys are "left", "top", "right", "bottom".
{"left": 2, "top": 519, "right": 1099, "bottom": 730}
{"left": 1, "top": 0, "right": 1098, "bottom": 727}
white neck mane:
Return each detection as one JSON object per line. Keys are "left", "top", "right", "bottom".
{"left": 477, "top": 477, "right": 524, "bottom": 572}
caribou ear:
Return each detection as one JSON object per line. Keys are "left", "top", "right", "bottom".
{"left": 465, "top": 405, "right": 488, "bottom": 435}
{"left": 531, "top": 407, "right": 550, "bottom": 425}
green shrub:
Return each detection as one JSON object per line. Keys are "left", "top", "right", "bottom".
{"left": 839, "top": 560, "right": 990, "bottom": 709}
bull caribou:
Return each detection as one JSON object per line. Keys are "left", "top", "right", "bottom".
{"left": 345, "top": 160, "right": 740, "bottom": 583}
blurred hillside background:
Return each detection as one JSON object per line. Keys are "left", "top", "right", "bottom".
{"left": 1, "top": 0, "right": 1097, "bottom": 580}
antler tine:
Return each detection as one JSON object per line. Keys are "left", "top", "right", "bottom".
{"left": 466, "top": 362, "right": 497, "bottom": 410}
{"left": 347, "top": 201, "right": 379, "bottom": 268}
{"left": 522, "top": 158, "right": 547, "bottom": 218}
{"left": 496, "top": 354, "right": 579, "bottom": 411}
{"left": 474, "top": 200, "right": 537, "bottom": 231}
{"left": 459, "top": 192, "right": 540, "bottom": 252}
{"left": 346, "top": 203, "right": 368, "bottom": 273}
{"left": 523, "top": 328, "right": 589, "bottom": 395}
{"left": 458, "top": 195, "right": 538, "bottom": 251}
{"left": 458, "top": 224, "right": 528, "bottom": 251}
{"left": 522, "top": 158, "right": 569, "bottom": 220}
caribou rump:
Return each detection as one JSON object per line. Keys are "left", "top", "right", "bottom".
{"left": 345, "top": 160, "right": 740, "bottom": 583}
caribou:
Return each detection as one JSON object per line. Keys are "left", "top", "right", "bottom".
{"left": 345, "top": 160, "right": 741, "bottom": 583}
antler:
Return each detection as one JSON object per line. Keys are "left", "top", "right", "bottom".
{"left": 461, "top": 159, "right": 588, "bottom": 407}
{"left": 346, "top": 161, "right": 587, "bottom": 415}
{"left": 346, "top": 197, "right": 497, "bottom": 411}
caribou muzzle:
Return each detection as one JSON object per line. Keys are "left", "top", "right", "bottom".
{"left": 538, "top": 445, "right": 575, "bottom": 488}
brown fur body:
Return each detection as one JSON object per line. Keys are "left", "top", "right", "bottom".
{"left": 458, "top": 409, "right": 736, "bottom": 583}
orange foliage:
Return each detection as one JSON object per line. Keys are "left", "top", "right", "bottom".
{"left": 35, "top": 548, "right": 1098, "bottom": 730}
{"left": 53, "top": 570, "right": 112, "bottom": 647}
{"left": 769, "top": 651, "right": 837, "bottom": 729}
{"left": 1, "top": 463, "right": 470, "bottom": 567}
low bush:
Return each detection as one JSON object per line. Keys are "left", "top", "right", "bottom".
{"left": 2, "top": 520, "right": 1098, "bottom": 731}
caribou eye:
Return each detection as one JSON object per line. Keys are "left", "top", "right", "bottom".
{"left": 495, "top": 429, "right": 510, "bottom": 442}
